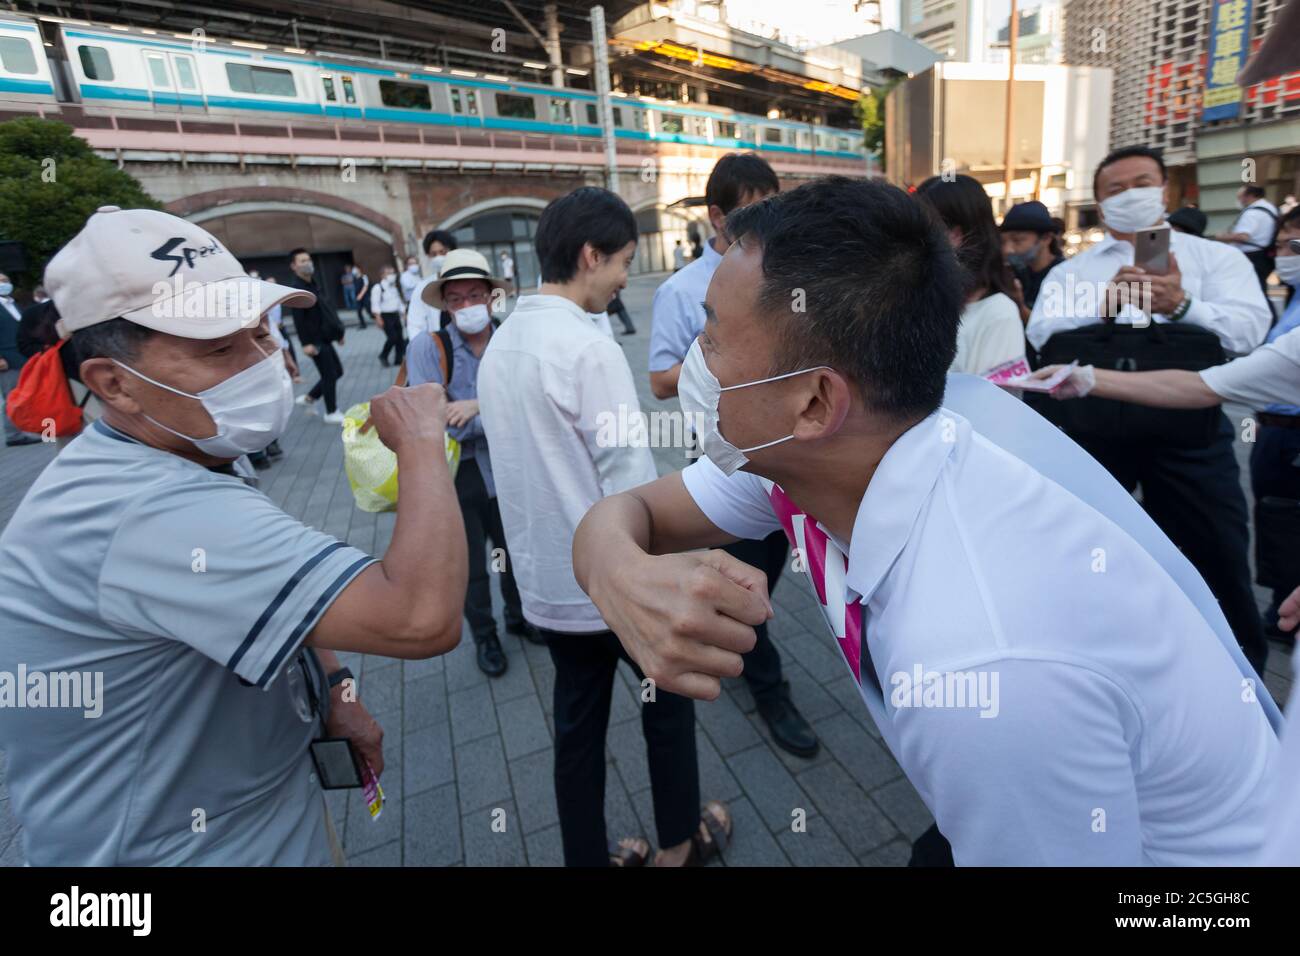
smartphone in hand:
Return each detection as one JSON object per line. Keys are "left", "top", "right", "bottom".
{"left": 1135, "top": 223, "right": 1171, "bottom": 275}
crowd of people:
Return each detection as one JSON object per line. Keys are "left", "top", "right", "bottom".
{"left": 1, "top": 142, "right": 1299, "bottom": 868}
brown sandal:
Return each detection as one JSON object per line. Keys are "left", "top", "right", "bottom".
{"left": 609, "top": 837, "right": 651, "bottom": 867}
{"left": 686, "top": 800, "right": 732, "bottom": 866}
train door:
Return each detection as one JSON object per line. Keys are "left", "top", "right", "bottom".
{"left": 320, "top": 72, "right": 358, "bottom": 115}
{"left": 142, "top": 50, "right": 205, "bottom": 112}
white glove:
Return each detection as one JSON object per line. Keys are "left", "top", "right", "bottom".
{"left": 1052, "top": 364, "right": 1096, "bottom": 400}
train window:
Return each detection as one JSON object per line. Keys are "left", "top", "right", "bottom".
{"left": 585, "top": 103, "right": 596, "bottom": 125}
{"left": 612, "top": 106, "right": 622, "bottom": 126}
{"left": 379, "top": 80, "right": 431, "bottom": 110}
{"left": 145, "top": 55, "right": 172, "bottom": 89}
{"left": 839, "top": 136, "right": 852, "bottom": 152}
{"left": 658, "top": 113, "right": 684, "bottom": 134}
{"left": 763, "top": 127, "right": 783, "bottom": 144}
{"left": 450, "top": 88, "right": 479, "bottom": 116}
{"left": 497, "top": 93, "right": 537, "bottom": 119}
{"left": 225, "top": 63, "right": 297, "bottom": 97}
{"left": 0, "top": 36, "right": 36, "bottom": 75}
{"left": 322, "top": 76, "right": 337, "bottom": 102}
{"left": 342, "top": 77, "right": 356, "bottom": 104}
{"left": 173, "top": 56, "right": 198, "bottom": 92}
{"left": 715, "top": 120, "right": 736, "bottom": 140}
{"left": 77, "top": 45, "right": 114, "bottom": 82}
{"left": 549, "top": 98, "right": 573, "bottom": 124}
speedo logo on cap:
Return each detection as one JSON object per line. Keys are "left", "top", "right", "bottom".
{"left": 150, "top": 236, "right": 229, "bottom": 277}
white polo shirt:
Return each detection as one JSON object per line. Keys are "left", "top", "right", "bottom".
{"left": 479, "top": 293, "right": 657, "bottom": 633}
{"left": 1026, "top": 231, "right": 1270, "bottom": 356}
{"left": 1199, "top": 324, "right": 1300, "bottom": 408}
{"left": 1228, "top": 198, "right": 1280, "bottom": 252}
{"left": 681, "top": 404, "right": 1277, "bottom": 865}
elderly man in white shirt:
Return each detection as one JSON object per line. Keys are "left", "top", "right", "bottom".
{"left": 573, "top": 177, "right": 1278, "bottom": 866}
{"left": 1026, "top": 145, "right": 1272, "bottom": 677}
{"left": 1215, "top": 184, "right": 1281, "bottom": 296}
{"left": 478, "top": 185, "right": 733, "bottom": 869}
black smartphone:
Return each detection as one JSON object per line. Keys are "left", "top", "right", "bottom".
{"left": 309, "top": 737, "right": 364, "bottom": 790}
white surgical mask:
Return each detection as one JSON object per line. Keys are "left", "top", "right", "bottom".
{"left": 0, "top": 282, "right": 12, "bottom": 297}
{"left": 677, "top": 338, "right": 828, "bottom": 476}
{"left": 1100, "top": 186, "right": 1166, "bottom": 235}
{"left": 115, "top": 347, "right": 293, "bottom": 458}
{"left": 453, "top": 303, "right": 491, "bottom": 335}
{"left": 1277, "top": 255, "right": 1300, "bottom": 288}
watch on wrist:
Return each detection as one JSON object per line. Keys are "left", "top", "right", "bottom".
{"left": 1169, "top": 293, "right": 1192, "bottom": 321}
{"left": 328, "top": 666, "right": 354, "bottom": 691}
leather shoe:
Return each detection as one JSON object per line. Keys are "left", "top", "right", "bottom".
{"left": 506, "top": 620, "right": 546, "bottom": 645}
{"left": 476, "top": 634, "right": 508, "bottom": 677}
{"left": 756, "top": 686, "right": 819, "bottom": 758}
{"left": 6, "top": 435, "right": 40, "bottom": 447}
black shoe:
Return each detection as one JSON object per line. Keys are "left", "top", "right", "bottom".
{"left": 620, "top": 328, "right": 637, "bottom": 336}
{"left": 5, "top": 435, "right": 40, "bottom": 447}
{"left": 250, "top": 455, "right": 272, "bottom": 471}
{"left": 379, "top": 356, "right": 390, "bottom": 368}
{"left": 476, "top": 634, "right": 508, "bottom": 677}
{"left": 756, "top": 686, "right": 819, "bottom": 758}
{"left": 506, "top": 619, "right": 546, "bottom": 645}
{"left": 265, "top": 440, "right": 284, "bottom": 459}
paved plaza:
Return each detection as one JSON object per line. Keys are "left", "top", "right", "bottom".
{"left": 0, "top": 272, "right": 1293, "bottom": 867}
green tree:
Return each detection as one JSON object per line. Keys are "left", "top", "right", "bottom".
{"left": 0, "top": 117, "right": 160, "bottom": 293}
{"left": 856, "top": 78, "right": 901, "bottom": 170}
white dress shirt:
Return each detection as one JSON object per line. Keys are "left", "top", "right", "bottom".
{"left": 405, "top": 275, "right": 441, "bottom": 337}
{"left": 0, "top": 296, "right": 20, "bottom": 322}
{"left": 1200, "top": 324, "right": 1300, "bottom": 408}
{"left": 370, "top": 277, "right": 403, "bottom": 315}
{"left": 478, "top": 294, "right": 658, "bottom": 633}
{"left": 1228, "top": 198, "right": 1280, "bottom": 252}
{"left": 680, "top": 404, "right": 1276, "bottom": 865}
{"left": 648, "top": 238, "right": 722, "bottom": 373}
{"left": 1026, "top": 231, "right": 1271, "bottom": 356}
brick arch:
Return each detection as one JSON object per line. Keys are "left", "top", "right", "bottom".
{"left": 166, "top": 187, "right": 408, "bottom": 253}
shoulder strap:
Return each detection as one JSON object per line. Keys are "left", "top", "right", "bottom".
{"left": 433, "top": 328, "right": 453, "bottom": 386}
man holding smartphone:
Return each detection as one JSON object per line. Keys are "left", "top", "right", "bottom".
{"left": 1026, "top": 146, "right": 1272, "bottom": 674}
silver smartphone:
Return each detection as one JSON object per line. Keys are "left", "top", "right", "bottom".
{"left": 1135, "top": 223, "right": 1172, "bottom": 275}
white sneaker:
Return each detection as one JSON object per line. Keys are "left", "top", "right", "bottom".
{"left": 295, "top": 394, "right": 317, "bottom": 414}
{"left": 322, "top": 411, "right": 345, "bottom": 425}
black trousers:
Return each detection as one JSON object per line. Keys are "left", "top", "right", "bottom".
{"left": 306, "top": 341, "right": 343, "bottom": 414}
{"left": 545, "top": 629, "right": 699, "bottom": 866}
{"left": 610, "top": 301, "right": 636, "bottom": 334}
{"left": 355, "top": 290, "right": 371, "bottom": 326}
{"left": 723, "top": 531, "right": 789, "bottom": 706}
{"left": 1250, "top": 421, "right": 1300, "bottom": 619}
{"left": 1071, "top": 412, "right": 1268, "bottom": 674}
{"left": 455, "top": 458, "right": 524, "bottom": 640}
{"left": 378, "top": 311, "right": 406, "bottom": 365}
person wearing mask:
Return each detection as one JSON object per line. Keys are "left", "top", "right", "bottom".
{"left": 571, "top": 177, "right": 1278, "bottom": 866}
{"left": 371, "top": 264, "right": 406, "bottom": 368}
{"left": 916, "top": 175, "right": 1027, "bottom": 376}
{"left": 647, "top": 152, "right": 818, "bottom": 758}
{"left": 0, "top": 272, "right": 39, "bottom": 446}
{"left": 998, "top": 200, "right": 1065, "bottom": 313}
{"left": 1168, "top": 205, "right": 1209, "bottom": 238}
{"left": 0, "top": 206, "right": 468, "bottom": 865}
{"left": 352, "top": 265, "right": 372, "bottom": 329}
{"left": 1215, "top": 184, "right": 1280, "bottom": 297}
{"left": 479, "top": 186, "right": 733, "bottom": 868}
{"left": 407, "top": 230, "right": 458, "bottom": 338}
{"left": 1027, "top": 145, "right": 1272, "bottom": 674}
{"left": 287, "top": 248, "right": 347, "bottom": 425}
{"left": 408, "top": 250, "right": 537, "bottom": 676}
{"left": 399, "top": 255, "right": 422, "bottom": 306}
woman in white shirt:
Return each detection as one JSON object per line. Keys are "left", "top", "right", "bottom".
{"left": 916, "top": 174, "right": 1028, "bottom": 376}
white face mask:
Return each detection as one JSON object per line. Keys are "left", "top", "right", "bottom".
{"left": 453, "top": 303, "right": 491, "bottom": 335}
{"left": 1099, "top": 186, "right": 1166, "bottom": 235}
{"left": 115, "top": 347, "right": 293, "bottom": 458}
{"left": 677, "top": 338, "right": 828, "bottom": 476}
{"left": 1277, "top": 255, "right": 1300, "bottom": 288}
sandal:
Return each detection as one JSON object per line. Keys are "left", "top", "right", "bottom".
{"left": 609, "top": 836, "right": 651, "bottom": 868}
{"left": 686, "top": 800, "right": 732, "bottom": 866}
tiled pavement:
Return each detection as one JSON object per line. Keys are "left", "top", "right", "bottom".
{"left": 0, "top": 271, "right": 1293, "bottom": 867}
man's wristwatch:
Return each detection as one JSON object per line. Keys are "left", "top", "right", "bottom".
{"left": 328, "top": 666, "right": 355, "bottom": 691}
{"left": 1169, "top": 293, "right": 1192, "bottom": 322}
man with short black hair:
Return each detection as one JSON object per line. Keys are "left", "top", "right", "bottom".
{"left": 1028, "top": 145, "right": 1272, "bottom": 674}
{"left": 407, "top": 230, "right": 459, "bottom": 337}
{"left": 573, "top": 177, "right": 1278, "bottom": 865}
{"left": 480, "top": 186, "right": 733, "bottom": 868}
{"left": 286, "top": 248, "right": 346, "bottom": 425}
{"left": 647, "top": 151, "right": 817, "bottom": 758}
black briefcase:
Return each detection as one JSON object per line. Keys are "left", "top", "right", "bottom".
{"left": 1255, "top": 496, "right": 1300, "bottom": 593}
{"left": 1029, "top": 322, "right": 1226, "bottom": 448}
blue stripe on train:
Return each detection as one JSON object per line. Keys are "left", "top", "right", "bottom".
{"left": 0, "top": 77, "right": 53, "bottom": 95}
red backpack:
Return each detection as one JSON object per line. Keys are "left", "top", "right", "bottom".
{"left": 6, "top": 340, "right": 82, "bottom": 439}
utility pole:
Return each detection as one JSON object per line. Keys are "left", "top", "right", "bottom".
{"left": 1002, "top": 0, "right": 1019, "bottom": 214}
{"left": 545, "top": 3, "right": 564, "bottom": 89}
{"left": 591, "top": 5, "right": 619, "bottom": 194}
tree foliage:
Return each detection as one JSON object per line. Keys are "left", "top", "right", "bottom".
{"left": 0, "top": 117, "right": 161, "bottom": 293}
{"left": 855, "top": 78, "right": 901, "bottom": 170}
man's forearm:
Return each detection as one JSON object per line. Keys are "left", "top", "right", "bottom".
{"left": 573, "top": 493, "right": 653, "bottom": 597}
{"left": 1092, "top": 367, "right": 1221, "bottom": 409}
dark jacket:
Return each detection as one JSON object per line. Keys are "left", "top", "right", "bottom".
{"left": 0, "top": 299, "right": 23, "bottom": 370}
{"left": 286, "top": 273, "right": 343, "bottom": 348}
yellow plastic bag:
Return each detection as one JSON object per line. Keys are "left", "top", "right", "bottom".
{"left": 342, "top": 401, "right": 460, "bottom": 512}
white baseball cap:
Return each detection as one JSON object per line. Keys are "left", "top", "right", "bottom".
{"left": 46, "top": 205, "right": 315, "bottom": 339}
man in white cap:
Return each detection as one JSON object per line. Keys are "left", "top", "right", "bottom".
{"left": 407, "top": 250, "right": 539, "bottom": 677}
{"left": 0, "top": 206, "right": 467, "bottom": 865}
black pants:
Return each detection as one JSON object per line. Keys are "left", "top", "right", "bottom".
{"left": 545, "top": 629, "right": 699, "bottom": 866}
{"left": 1072, "top": 412, "right": 1268, "bottom": 674}
{"left": 1250, "top": 421, "right": 1300, "bottom": 620}
{"left": 378, "top": 311, "right": 406, "bottom": 365}
{"left": 306, "top": 341, "right": 343, "bottom": 414}
{"left": 610, "top": 301, "right": 636, "bottom": 334}
{"left": 355, "top": 291, "right": 371, "bottom": 327}
{"left": 456, "top": 458, "right": 524, "bottom": 640}
{"left": 723, "top": 531, "right": 789, "bottom": 706}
